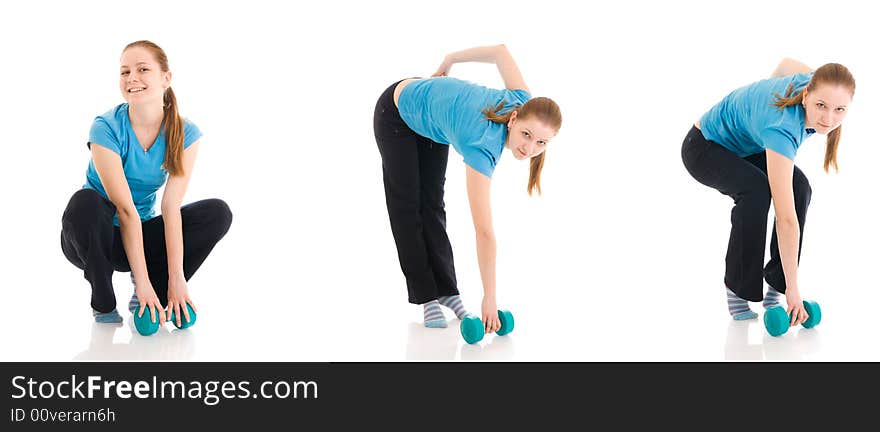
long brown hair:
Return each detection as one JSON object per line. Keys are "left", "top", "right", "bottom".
{"left": 124, "top": 40, "right": 185, "bottom": 176}
{"left": 773, "top": 63, "right": 855, "bottom": 172}
{"left": 483, "top": 97, "right": 562, "bottom": 195}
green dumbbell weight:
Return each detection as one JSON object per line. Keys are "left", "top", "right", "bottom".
{"left": 168, "top": 303, "right": 197, "bottom": 330}
{"left": 460, "top": 314, "right": 484, "bottom": 344}
{"left": 496, "top": 310, "right": 515, "bottom": 336}
{"left": 133, "top": 306, "right": 161, "bottom": 336}
{"left": 764, "top": 300, "right": 822, "bottom": 337}
{"left": 763, "top": 305, "right": 790, "bottom": 337}
{"left": 801, "top": 300, "right": 822, "bottom": 329}
{"left": 460, "top": 310, "right": 515, "bottom": 343}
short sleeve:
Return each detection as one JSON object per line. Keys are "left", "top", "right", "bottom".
{"left": 183, "top": 120, "right": 203, "bottom": 149}
{"left": 463, "top": 149, "right": 496, "bottom": 178}
{"left": 87, "top": 117, "right": 121, "bottom": 155}
{"left": 760, "top": 127, "right": 798, "bottom": 160}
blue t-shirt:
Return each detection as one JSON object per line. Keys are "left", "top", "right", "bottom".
{"left": 397, "top": 77, "right": 532, "bottom": 177}
{"left": 84, "top": 103, "right": 202, "bottom": 225}
{"left": 700, "top": 72, "right": 815, "bottom": 160}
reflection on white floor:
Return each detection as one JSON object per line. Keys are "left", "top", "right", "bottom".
{"left": 405, "top": 322, "right": 516, "bottom": 361}
{"left": 724, "top": 319, "right": 822, "bottom": 361}
{"left": 4, "top": 265, "right": 876, "bottom": 362}
{"left": 73, "top": 320, "right": 197, "bottom": 361}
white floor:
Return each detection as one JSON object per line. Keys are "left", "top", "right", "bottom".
{"left": 10, "top": 295, "right": 875, "bottom": 362}
{"left": 5, "top": 251, "right": 877, "bottom": 362}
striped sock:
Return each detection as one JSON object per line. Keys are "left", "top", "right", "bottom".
{"left": 128, "top": 273, "right": 139, "bottom": 313}
{"left": 763, "top": 287, "right": 782, "bottom": 309}
{"left": 422, "top": 300, "right": 447, "bottom": 328}
{"left": 93, "top": 308, "right": 123, "bottom": 323}
{"left": 727, "top": 288, "right": 757, "bottom": 320}
{"left": 438, "top": 295, "right": 469, "bottom": 320}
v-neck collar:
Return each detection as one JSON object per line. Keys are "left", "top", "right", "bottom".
{"left": 125, "top": 104, "right": 162, "bottom": 154}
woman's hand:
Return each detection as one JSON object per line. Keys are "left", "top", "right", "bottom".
{"left": 432, "top": 56, "right": 452, "bottom": 77}
{"left": 785, "top": 289, "right": 809, "bottom": 326}
{"left": 482, "top": 295, "right": 500, "bottom": 334}
{"left": 135, "top": 279, "right": 167, "bottom": 325}
{"left": 167, "top": 274, "right": 197, "bottom": 327}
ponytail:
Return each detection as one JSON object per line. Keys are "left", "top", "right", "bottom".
{"left": 162, "top": 87, "right": 184, "bottom": 176}
{"left": 772, "top": 83, "right": 805, "bottom": 110}
{"left": 825, "top": 126, "right": 840, "bottom": 172}
{"left": 483, "top": 100, "right": 515, "bottom": 124}
{"left": 528, "top": 153, "right": 545, "bottom": 196}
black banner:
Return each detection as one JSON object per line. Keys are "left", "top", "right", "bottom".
{"left": 2, "top": 362, "right": 876, "bottom": 428}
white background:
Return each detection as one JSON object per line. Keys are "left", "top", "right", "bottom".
{"left": 0, "top": 0, "right": 877, "bottom": 361}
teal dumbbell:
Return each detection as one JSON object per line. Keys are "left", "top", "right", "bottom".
{"left": 496, "top": 310, "right": 515, "bottom": 336}
{"left": 460, "top": 314, "right": 484, "bottom": 344}
{"left": 168, "top": 303, "right": 197, "bottom": 330}
{"left": 133, "top": 306, "right": 161, "bottom": 336}
{"left": 801, "top": 300, "right": 822, "bottom": 328}
{"left": 764, "top": 300, "right": 822, "bottom": 337}
{"left": 460, "top": 310, "right": 515, "bottom": 344}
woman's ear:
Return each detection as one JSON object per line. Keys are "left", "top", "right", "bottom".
{"left": 163, "top": 70, "right": 173, "bottom": 90}
{"left": 507, "top": 110, "right": 518, "bottom": 128}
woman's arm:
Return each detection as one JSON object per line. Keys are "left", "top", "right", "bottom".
{"left": 90, "top": 144, "right": 166, "bottom": 323}
{"left": 765, "top": 149, "right": 809, "bottom": 326}
{"left": 771, "top": 57, "right": 813, "bottom": 78}
{"left": 161, "top": 140, "right": 200, "bottom": 326}
{"left": 465, "top": 166, "right": 502, "bottom": 334}
{"left": 433, "top": 44, "right": 529, "bottom": 93}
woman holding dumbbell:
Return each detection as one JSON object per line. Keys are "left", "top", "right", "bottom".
{"left": 61, "top": 40, "right": 232, "bottom": 328}
{"left": 682, "top": 58, "right": 855, "bottom": 327}
{"left": 373, "top": 44, "right": 561, "bottom": 334}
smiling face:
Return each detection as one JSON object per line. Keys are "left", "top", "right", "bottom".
{"left": 505, "top": 111, "right": 558, "bottom": 160}
{"left": 119, "top": 46, "right": 171, "bottom": 106}
{"left": 802, "top": 83, "right": 852, "bottom": 135}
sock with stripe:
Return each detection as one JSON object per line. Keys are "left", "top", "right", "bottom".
{"left": 763, "top": 287, "right": 782, "bottom": 309}
{"left": 438, "top": 295, "right": 469, "bottom": 320}
{"left": 727, "top": 287, "right": 757, "bottom": 320}
{"left": 128, "top": 273, "right": 139, "bottom": 313}
{"left": 422, "top": 300, "right": 447, "bottom": 328}
{"left": 93, "top": 308, "right": 123, "bottom": 323}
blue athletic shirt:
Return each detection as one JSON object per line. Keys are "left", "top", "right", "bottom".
{"left": 84, "top": 103, "right": 202, "bottom": 225}
{"left": 700, "top": 72, "right": 815, "bottom": 160}
{"left": 397, "top": 77, "right": 532, "bottom": 177}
